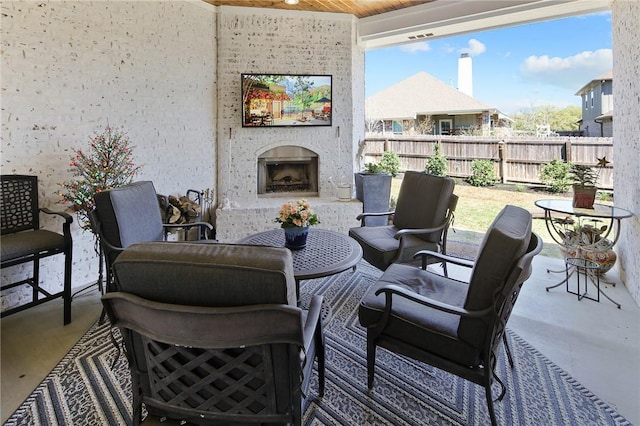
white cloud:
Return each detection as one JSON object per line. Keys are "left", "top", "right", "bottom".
{"left": 400, "top": 41, "right": 431, "bottom": 53}
{"left": 441, "top": 43, "right": 456, "bottom": 54}
{"left": 459, "top": 39, "right": 486, "bottom": 56}
{"left": 520, "top": 49, "right": 612, "bottom": 91}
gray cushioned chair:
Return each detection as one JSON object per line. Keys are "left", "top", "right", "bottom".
{"left": 359, "top": 205, "right": 542, "bottom": 426}
{"left": 349, "top": 171, "right": 457, "bottom": 271}
{"left": 90, "top": 180, "right": 214, "bottom": 291}
{"left": 1, "top": 175, "right": 73, "bottom": 324}
{"left": 102, "top": 242, "right": 325, "bottom": 426}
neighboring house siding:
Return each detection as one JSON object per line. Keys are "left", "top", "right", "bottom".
{"left": 578, "top": 75, "right": 613, "bottom": 137}
{"left": 601, "top": 120, "right": 613, "bottom": 137}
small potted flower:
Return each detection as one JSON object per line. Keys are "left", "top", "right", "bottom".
{"left": 275, "top": 199, "right": 320, "bottom": 250}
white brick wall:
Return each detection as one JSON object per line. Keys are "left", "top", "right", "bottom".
{"left": 214, "top": 6, "right": 365, "bottom": 242}
{"left": 1, "top": 1, "right": 217, "bottom": 310}
{"left": 612, "top": 0, "right": 640, "bottom": 305}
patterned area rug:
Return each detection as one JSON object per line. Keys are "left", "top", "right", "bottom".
{"left": 4, "top": 261, "right": 630, "bottom": 425}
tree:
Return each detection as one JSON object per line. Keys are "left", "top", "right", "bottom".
{"left": 415, "top": 115, "right": 434, "bottom": 134}
{"left": 549, "top": 105, "right": 581, "bottom": 131}
{"left": 510, "top": 105, "right": 581, "bottom": 133}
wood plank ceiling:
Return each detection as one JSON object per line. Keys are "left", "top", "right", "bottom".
{"left": 204, "top": 0, "right": 434, "bottom": 19}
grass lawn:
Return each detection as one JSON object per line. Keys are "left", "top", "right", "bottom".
{"left": 390, "top": 177, "right": 588, "bottom": 259}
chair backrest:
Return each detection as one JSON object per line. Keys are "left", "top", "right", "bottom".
{"left": 105, "top": 242, "right": 303, "bottom": 424}
{"left": 458, "top": 205, "right": 535, "bottom": 348}
{"left": 111, "top": 242, "right": 297, "bottom": 307}
{"left": 1, "top": 175, "right": 39, "bottom": 235}
{"left": 392, "top": 171, "right": 455, "bottom": 243}
{"left": 93, "top": 181, "right": 165, "bottom": 249}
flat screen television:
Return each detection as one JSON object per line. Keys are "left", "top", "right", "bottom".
{"left": 241, "top": 74, "right": 332, "bottom": 127}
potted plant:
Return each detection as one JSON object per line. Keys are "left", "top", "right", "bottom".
{"left": 354, "top": 151, "right": 400, "bottom": 226}
{"left": 57, "top": 125, "right": 142, "bottom": 231}
{"left": 556, "top": 218, "right": 617, "bottom": 274}
{"left": 274, "top": 199, "right": 320, "bottom": 250}
{"left": 569, "top": 157, "right": 609, "bottom": 209}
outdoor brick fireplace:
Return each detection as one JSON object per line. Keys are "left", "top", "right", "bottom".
{"left": 257, "top": 146, "right": 318, "bottom": 196}
{"left": 215, "top": 136, "right": 362, "bottom": 242}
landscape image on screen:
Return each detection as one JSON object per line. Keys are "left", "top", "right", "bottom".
{"left": 242, "top": 74, "right": 332, "bottom": 127}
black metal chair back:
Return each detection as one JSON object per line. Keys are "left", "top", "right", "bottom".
{"left": 1, "top": 175, "right": 73, "bottom": 324}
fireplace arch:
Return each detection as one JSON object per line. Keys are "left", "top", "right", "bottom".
{"left": 257, "top": 146, "right": 318, "bottom": 196}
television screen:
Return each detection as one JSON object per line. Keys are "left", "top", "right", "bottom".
{"left": 241, "top": 74, "right": 332, "bottom": 127}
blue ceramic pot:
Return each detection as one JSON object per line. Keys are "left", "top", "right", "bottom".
{"left": 284, "top": 226, "right": 309, "bottom": 250}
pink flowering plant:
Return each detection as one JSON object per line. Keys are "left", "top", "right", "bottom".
{"left": 57, "top": 125, "right": 142, "bottom": 231}
{"left": 275, "top": 199, "right": 320, "bottom": 228}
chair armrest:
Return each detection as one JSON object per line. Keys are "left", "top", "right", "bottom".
{"left": 375, "top": 284, "right": 492, "bottom": 318}
{"left": 413, "top": 250, "right": 475, "bottom": 269}
{"left": 40, "top": 208, "right": 73, "bottom": 224}
{"left": 302, "top": 295, "right": 323, "bottom": 354}
{"left": 40, "top": 208, "right": 73, "bottom": 245}
{"left": 394, "top": 220, "right": 449, "bottom": 239}
{"left": 356, "top": 210, "right": 394, "bottom": 226}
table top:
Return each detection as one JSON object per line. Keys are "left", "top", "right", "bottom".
{"left": 535, "top": 199, "right": 633, "bottom": 219}
{"left": 239, "top": 228, "right": 363, "bottom": 281}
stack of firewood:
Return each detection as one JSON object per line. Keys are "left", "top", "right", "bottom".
{"left": 159, "top": 195, "right": 202, "bottom": 224}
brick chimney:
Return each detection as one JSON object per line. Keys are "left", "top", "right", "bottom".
{"left": 458, "top": 53, "right": 473, "bottom": 97}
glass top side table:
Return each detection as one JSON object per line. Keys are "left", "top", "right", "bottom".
{"left": 535, "top": 199, "right": 633, "bottom": 308}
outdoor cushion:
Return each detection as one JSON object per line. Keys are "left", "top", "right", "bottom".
{"left": 93, "top": 181, "right": 165, "bottom": 249}
{"left": 359, "top": 263, "right": 480, "bottom": 366}
{"left": 349, "top": 226, "right": 439, "bottom": 267}
{"left": 393, "top": 172, "right": 455, "bottom": 243}
{"left": 1, "top": 230, "right": 66, "bottom": 261}
{"left": 459, "top": 205, "right": 532, "bottom": 347}
{"left": 112, "top": 242, "right": 297, "bottom": 307}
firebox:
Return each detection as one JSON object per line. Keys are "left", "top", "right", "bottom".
{"left": 257, "top": 146, "right": 318, "bottom": 196}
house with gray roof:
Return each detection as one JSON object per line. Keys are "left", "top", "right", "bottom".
{"left": 575, "top": 70, "right": 613, "bottom": 137}
{"left": 365, "top": 70, "right": 511, "bottom": 136}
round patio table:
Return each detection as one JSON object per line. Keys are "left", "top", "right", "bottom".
{"left": 239, "top": 228, "right": 363, "bottom": 300}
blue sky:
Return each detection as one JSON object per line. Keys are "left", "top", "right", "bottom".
{"left": 365, "top": 12, "right": 612, "bottom": 115}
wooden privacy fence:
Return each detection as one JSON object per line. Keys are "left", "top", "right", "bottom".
{"left": 363, "top": 136, "right": 614, "bottom": 190}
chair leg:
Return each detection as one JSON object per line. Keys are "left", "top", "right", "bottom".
{"left": 315, "top": 324, "right": 325, "bottom": 397}
{"left": 366, "top": 334, "right": 376, "bottom": 389}
{"left": 32, "top": 258, "right": 40, "bottom": 302}
{"left": 63, "top": 248, "right": 73, "bottom": 325}
{"left": 485, "top": 382, "right": 498, "bottom": 426}
{"left": 503, "top": 333, "right": 514, "bottom": 368}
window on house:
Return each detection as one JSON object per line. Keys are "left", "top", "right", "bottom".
{"left": 439, "top": 119, "right": 453, "bottom": 135}
{"left": 591, "top": 90, "right": 594, "bottom": 108}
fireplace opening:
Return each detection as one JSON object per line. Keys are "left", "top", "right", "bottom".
{"left": 257, "top": 146, "right": 318, "bottom": 196}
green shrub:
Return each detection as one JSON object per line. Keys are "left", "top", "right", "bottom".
{"left": 425, "top": 143, "right": 447, "bottom": 176}
{"left": 378, "top": 151, "right": 401, "bottom": 177}
{"left": 364, "top": 162, "right": 386, "bottom": 174}
{"left": 467, "top": 159, "right": 497, "bottom": 187}
{"left": 540, "top": 159, "right": 572, "bottom": 193}
{"left": 597, "top": 191, "right": 613, "bottom": 202}
{"left": 515, "top": 184, "right": 527, "bottom": 192}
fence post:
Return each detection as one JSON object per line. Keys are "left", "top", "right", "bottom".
{"left": 384, "top": 139, "right": 390, "bottom": 152}
{"left": 498, "top": 140, "right": 506, "bottom": 183}
{"left": 564, "top": 139, "right": 572, "bottom": 162}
